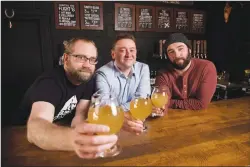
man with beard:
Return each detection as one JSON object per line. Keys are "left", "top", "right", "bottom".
{"left": 154, "top": 33, "right": 217, "bottom": 114}
{"left": 17, "top": 38, "right": 118, "bottom": 159}
{"left": 95, "top": 33, "right": 151, "bottom": 135}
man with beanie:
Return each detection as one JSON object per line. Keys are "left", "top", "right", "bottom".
{"left": 154, "top": 33, "right": 217, "bottom": 114}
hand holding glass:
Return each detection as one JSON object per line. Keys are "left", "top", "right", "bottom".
{"left": 87, "top": 92, "right": 124, "bottom": 157}
{"left": 151, "top": 86, "right": 168, "bottom": 117}
{"left": 130, "top": 94, "right": 152, "bottom": 132}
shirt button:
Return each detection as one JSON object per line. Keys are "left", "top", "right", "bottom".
{"left": 184, "top": 85, "right": 186, "bottom": 87}
{"left": 184, "top": 90, "right": 187, "bottom": 93}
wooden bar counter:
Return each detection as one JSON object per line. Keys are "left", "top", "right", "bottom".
{"left": 2, "top": 97, "right": 250, "bottom": 166}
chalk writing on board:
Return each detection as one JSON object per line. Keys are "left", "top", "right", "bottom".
{"left": 192, "top": 13, "right": 204, "bottom": 31}
{"left": 115, "top": 3, "right": 135, "bottom": 31}
{"left": 83, "top": 5, "right": 100, "bottom": 27}
{"left": 117, "top": 7, "right": 133, "bottom": 28}
{"left": 58, "top": 4, "right": 77, "bottom": 27}
{"left": 175, "top": 11, "right": 188, "bottom": 30}
{"left": 157, "top": 9, "right": 171, "bottom": 29}
{"left": 138, "top": 8, "right": 153, "bottom": 29}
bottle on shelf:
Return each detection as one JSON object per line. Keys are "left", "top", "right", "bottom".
{"left": 150, "top": 70, "right": 157, "bottom": 86}
{"left": 150, "top": 70, "right": 155, "bottom": 85}
{"left": 200, "top": 40, "right": 204, "bottom": 59}
{"left": 159, "top": 40, "right": 163, "bottom": 59}
{"left": 193, "top": 40, "right": 196, "bottom": 58}
{"left": 203, "top": 40, "right": 207, "bottom": 59}
{"left": 196, "top": 40, "right": 200, "bottom": 59}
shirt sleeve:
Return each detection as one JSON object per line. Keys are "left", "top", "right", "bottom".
{"left": 80, "top": 77, "right": 95, "bottom": 100}
{"left": 94, "top": 71, "right": 115, "bottom": 105}
{"left": 95, "top": 71, "right": 111, "bottom": 95}
{"left": 135, "top": 64, "right": 151, "bottom": 98}
{"left": 170, "top": 62, "right": 217, "bottom": 110}
{"left": 30, "top": 78, "right": 62, "bottom": 107}
{"left": 121, "top": 102, "right": 130, "bottom": 112}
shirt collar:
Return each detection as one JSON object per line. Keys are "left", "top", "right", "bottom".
{"left": 113, "top": 61, "right": 136, "bottom": 78}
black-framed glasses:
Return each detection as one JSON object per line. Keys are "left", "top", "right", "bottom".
{"left": 69, "top": 54, "right": 98, "bottom": 65}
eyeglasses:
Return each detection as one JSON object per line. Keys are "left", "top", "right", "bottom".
{"left": 69, "top": 54, "right": 98, "bottom": 65}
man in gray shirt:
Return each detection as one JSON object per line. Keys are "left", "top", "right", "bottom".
{"left": 95, "top": 33, "right": 151, "bottom": 135}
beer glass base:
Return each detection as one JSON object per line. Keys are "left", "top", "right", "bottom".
{"left": 97, "top": 144, "right": 122, "bottom": 158}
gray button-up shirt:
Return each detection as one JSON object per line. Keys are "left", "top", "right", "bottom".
{"left": 95, "top": 61, "right": 151, "bottom": 111}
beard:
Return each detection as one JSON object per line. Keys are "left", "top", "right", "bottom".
{"left": 71, "top": 69, "right": 93, "bottom": 83}
{"left": 168, "top": 52, "right": 192, "bottom": 70}
{"left": 66, "top": 63, "right": 94, "bottom": 83}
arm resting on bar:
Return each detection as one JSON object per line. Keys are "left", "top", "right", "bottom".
{"left": 156, "top": 62, "right": 217, "bottom": 110}
{"left": 170, "top": 62, "right": 217, "bottom": 110}
{"left": 27, "top": 101, "right": 74, "bottom": 151}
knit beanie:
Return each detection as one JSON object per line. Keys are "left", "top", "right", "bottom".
{"left": 164, "top": 33, "right": 191, "bottom": 50}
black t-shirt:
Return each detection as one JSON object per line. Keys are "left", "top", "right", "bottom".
{"left": 15, "top": 66, "right": 95, "bottom": 125}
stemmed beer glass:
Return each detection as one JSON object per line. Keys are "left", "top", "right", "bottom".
{"left": 151, "top": 86, "right": 168, "bottom": 117}
{"left": 87, "top": 91, "right": 124, "bottom": 157}
{"left": 130, "top": 93, "right": 153, "bottom": 132}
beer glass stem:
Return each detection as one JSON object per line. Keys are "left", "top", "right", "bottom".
{"left": 143, "top": 121, "right": 148, "bottom": 132}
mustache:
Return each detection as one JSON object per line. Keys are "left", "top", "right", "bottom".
{"left": 174, "top": 58, "right": 186, "bottom": 62}
{"left": 79, "top": 67, "right": 92, "bottom": 73}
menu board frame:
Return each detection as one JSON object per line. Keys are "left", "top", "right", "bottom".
{"left": 54, "top": 1, "right": 80, "bottom": 30}
{"left": 80, "top": 2, "right": 103, "bottom": 30}
{"left": 114, "top": 3, "right": 135, "bottom": 31}
{"left": 136, "top": 5, "right": 155, "bottom": 32}
{"left": 190, "top": 10, "right": 206, "bottom": 34}
{"left": 173, "top": 8, "right": 191, "bottom": 33}
{"left": 155, "top": 7, "right": 173, "bottom": 32}
{"left": 159, "top": 1, "right": 194, "bottom": 6}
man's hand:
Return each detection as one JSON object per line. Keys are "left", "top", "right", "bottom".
{"left": 151, "top": 107, "right": 165, "bottom": 117}
{"left": 122, "top": 112, "right": 144, "bottom": 135}
{"left": 70, "top": 122, "right": 118, "bottom": 159}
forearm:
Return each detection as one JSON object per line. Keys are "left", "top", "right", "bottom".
{"left": 169, "top": 98, "right": 207, "bottom": 110}
{"left": 27, "top": 118, "right": 73, "bottom": 151}
{"left": 71, "top": 114, "right": 85, "bottom": 128}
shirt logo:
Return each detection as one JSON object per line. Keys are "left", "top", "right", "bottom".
{"left": 53, "top": 95, "right": 77, "bottom": 121}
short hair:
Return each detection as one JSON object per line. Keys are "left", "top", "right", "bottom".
{"left": 112, "top": 33, "right": 136, "bottom": 50}
{"left": 63, "top": 37, "right": 98, "bottom": 56}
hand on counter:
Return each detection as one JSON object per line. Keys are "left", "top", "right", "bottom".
{"left": 71, "top": 122, "right": 118, "bottom": 159}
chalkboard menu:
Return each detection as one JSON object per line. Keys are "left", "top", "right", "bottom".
{"left": 136, "top": 5, "right": 155, "bottom": 31}
{"left": 174, "top": 8, "right": 190, "bottom": 33}
{"left": 156, "top": 7, "right": 173, "bottom": 32}
{"left": 190, "top": 10, "right": 206, "bottom": 34}
{"left": 115, "top": 3, "right": 135, "bottom": 31}
{"left": 80, "top": 2, "right": 103, "bottom": 30}
{"left": 54, "top": 2, "right": 80, "bottom": 29}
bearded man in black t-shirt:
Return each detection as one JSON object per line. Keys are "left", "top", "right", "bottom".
{"left": 17, "top": 38, "right": 117, "bottom": 159}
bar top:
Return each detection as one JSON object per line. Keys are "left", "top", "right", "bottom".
{"left": 2, "top": 97, "right": 250, "bottom": 166}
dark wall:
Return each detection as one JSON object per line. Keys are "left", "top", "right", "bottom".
{"left": 2, "top": 1, "right": 250, "bottom": 126}
{"left": 205, "top": 1, "right": 250, "bottom": 81}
